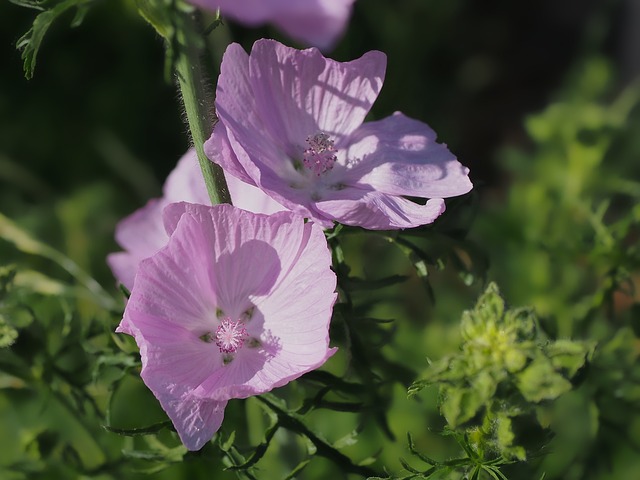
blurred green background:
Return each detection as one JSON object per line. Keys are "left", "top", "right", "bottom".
{"left": 1, "top": 0, "right": 639, "bottom": 479}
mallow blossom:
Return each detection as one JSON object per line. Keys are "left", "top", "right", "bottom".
{"left": 107, "top": 149, "right": 285, "bottom": 291}
{"left": 206, "top": 39, "right": 473, "bottom": 230}
{"left": 118, "top": 203, "right": 337, "bottom": 450}
{"left": 188, "top": 0, "right": 355, "bottom": 50}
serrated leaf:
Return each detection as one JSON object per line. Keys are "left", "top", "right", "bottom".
{"left": 17, "top": 0, "right": 96, "bottom": 79}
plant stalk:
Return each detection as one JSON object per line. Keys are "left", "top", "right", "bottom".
{"left": 173, "top": 7, "right": 230, "bottom": 205}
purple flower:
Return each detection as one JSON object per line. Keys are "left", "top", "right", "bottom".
{"left": 205, "top": 40, "right": 473, "bottom": 230}
{"left": 107, "top": 149, "right": 285, "bottom": 290}
{"left": 188, "top": 0, "right": 355, "bottom": 50}
{"left": 118, "top": 203, "right": 337, "bottom": 450}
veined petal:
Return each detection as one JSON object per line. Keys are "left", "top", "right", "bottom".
{"left": 343, "top": 112, "right": 472, "bottom": 198}
{"left": 249, "top": 39, "right": 386, "bottom": 143}
{"left": 120, "top": 204, "right": 336, "bottom": 448}
{"left": 162, "top": 204, "right": 324, "bottom": 315}
{"left": 342, "top": 112, "right": 473, "bottom": 198}
{"left": 149, "top": 380, "right": 227, "bottom": 451}
{"left": 215, "top": 43, "right": 287, "bottom": 178}
{"left": 316, "top": 188, "right": 446, "bottom": 229}
{"left": 205, "top": 122, "right": 256, "bottom": 185}
{"left": 128, "top": 220, "right": 218, "bottom": 327}
{"left": 190, "top": 215, "right": 336, "bottom": 400}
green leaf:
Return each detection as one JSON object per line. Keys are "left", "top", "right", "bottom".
{"left": 103, "top": 420, "right": 173, "bottom": 437}
{"left": 226, "top": 422, "right": 278, "bottom": 470}
{"left": 344, "top": 275, "right": 410, "bottom": 291}
{"left": 475, "top": 282, "right": 505, "bottom": 323}
{"left": 495, "top": 414, "right": 526, "bottom": 461}
{"left": 441, "top": 386, "right": 486, "bottom": 428}
{"left": 8, "top": 0, "right": 46, "bottom": 10}
{"left": 0, "top": 315, "right": 19, "bottom": 348}
{"left": 0, "top": 264, "right": 17, "bottom": 298}
{"left": 545, "top": 339, "right": 593, "bottom": 377}
{"left": 283, "top": 459, "right": 311, "bottom": 480}
{"left": 0, "top": 212, "right": 116, "bottom": 309}
{"left": 333, "top": 429, "right": 361, "bottom": 449}
{"left": 516, "top": 357, "right": 573, "bottom": 402}
{"left": 16, "top": 0, "right": 96, "bottom": 79}
{"left": 219, "top": 430, "right": 235, "bottom": 452}
{"left": 136, "top": 0, "right": 179, "bottom": 40}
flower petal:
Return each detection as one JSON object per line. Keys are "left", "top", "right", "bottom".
{"left": 316, "top": 188, "right": 446, "bottom": 229}
{"left": 341, "top": 112, "right": 473, "bottom": 198}
{"left": 163, "top": 149, "right": 211, "bottom": 204}
{"left": 214, "top": 43, "right": 287, "bottom": 179}
{"left": 109, "top": 199, "right": 167, "bottom": 290}
{"left": 108, "top": 147, "right": 286, "bottom": 289}
{"left": 189, "top": 0, "right": 355, "bottom": 50}
{"left": 162, "top": 203, "right": 317, "bottom": 314}
{"left": 205, "top": 122, "right": 256, "bottom": 185}
{"left": 191, "top": 216, "right": 337, "bottom": 400}
{"left": 150, "top": 380, "right": 227, "bottom": 451}
{"left": 249, "top": 39, "right": 386, "bottom": 143}
{"left": 121, "top": 204, "right": 336, "bottom": 449}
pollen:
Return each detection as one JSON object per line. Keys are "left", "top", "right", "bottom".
{"left": 215, "top": 317, "right": 248, "bottom": 354}
{"left": 303, "top": 132, "right": 337, "bottom": 176}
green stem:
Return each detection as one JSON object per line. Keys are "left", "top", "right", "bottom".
{"left": 173, "top": 8, "right": 230, "bottom": 205}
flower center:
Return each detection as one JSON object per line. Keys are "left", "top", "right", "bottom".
{"left": 215, "top": 317, "right": 248, "bottom": 354}
{"left": 303, "top": 132, "right": 337, "bottom": 176}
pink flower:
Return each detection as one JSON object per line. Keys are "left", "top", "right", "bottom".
{"left": 118, "top": 203, "right": 337, "bottom": 450}
{"left": 205, "top": 39, "right": 473, "bottom": 230}
{"left": 107, "top": 149, "right": 285, "bottom": 290}
{"left": 189, "top": 0, "right": 355, "bottom": 50}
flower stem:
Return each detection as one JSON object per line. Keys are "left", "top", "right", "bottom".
{"left": 173, "top": 7, "right": 230, "bottom": 205}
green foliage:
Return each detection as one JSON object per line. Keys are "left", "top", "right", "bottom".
{"left": 410, "top": 283, "right": 593, "bottom": 463}
{"left": 15, "top": 0, "right": 99, "bottom": 79}
{"left": 3, "top": 0, "right": 640, "bottom": 478}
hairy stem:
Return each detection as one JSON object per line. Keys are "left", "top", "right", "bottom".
{"left": 173, "top": 7, "right": 230, "bottom": 205}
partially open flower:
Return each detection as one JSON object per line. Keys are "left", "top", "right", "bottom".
{"left": 206, "top": 39, "right": 473, "bottom": 230}
{"left": 118, "top": 203, "right": 337, "bottom": 450}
